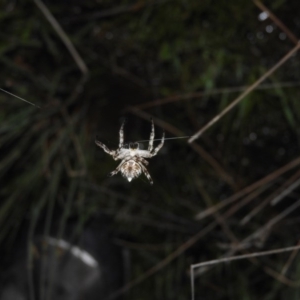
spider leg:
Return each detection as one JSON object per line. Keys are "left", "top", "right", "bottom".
{"left": 119, "top": 120, "right": 125, "bottom": 148}
{"left": 108, "top": 160, "right": 125, "bottom": 177}
{"left": 136, "top": 156, "right": 149, "bottom": 166}
{"left": 148, "top": 118, "right": 155, "bottom": 152}
{"left": 151, "top": 131, "right": 165, "bottom": 156}
{"left": 95, "top": 140, "right": 115, "bottom": 156}
{"left": 139, "top": 163, "right": 153, "bottom": 185}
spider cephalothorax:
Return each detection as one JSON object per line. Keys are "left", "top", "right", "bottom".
{"left": 95, "top": 119, "right": 164, "bottom": 184}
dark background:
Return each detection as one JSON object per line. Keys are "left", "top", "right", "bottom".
{"left": 1, "top": 0, "right": 300, "bottom": 299}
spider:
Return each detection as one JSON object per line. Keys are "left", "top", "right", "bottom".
{"left": 95, "top": 119, "right": 165, "bottom": 184}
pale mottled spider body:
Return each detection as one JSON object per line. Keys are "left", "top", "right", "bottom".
{"left": 95, "top": 119, "right": 164, "bottom": 184}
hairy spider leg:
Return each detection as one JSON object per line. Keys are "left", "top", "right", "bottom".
{"left": 95, "top": 140, "right": 116, "bottom": 156}
{"left": 151, "top": 131, "right": 165, "bottom": 156}
{"left": 119, "top": 120, "right": 125, "bottom": 148}
{"left": 148, "top": 118, "right": 155, "bottom": 152}
{"left": 139, "top": 163, "right": 153, "bottom": 185}
{"left": 108, "top": 158, "right": 129, "bottom": 177}
{"left": 136, "top": 156, "right": 149, "bottom": 166}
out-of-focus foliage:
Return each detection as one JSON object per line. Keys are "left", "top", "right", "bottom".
{"left": 1, "top": 0, "right": 300, "bottom": 299}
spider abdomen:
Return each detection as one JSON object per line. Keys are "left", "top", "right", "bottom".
{"left": 121, "top": 160, "right": 142, "bottom": 182}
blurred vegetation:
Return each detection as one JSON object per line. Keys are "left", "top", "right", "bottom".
{"left": 1, "top": 0, "right": 300, "bottom": 299}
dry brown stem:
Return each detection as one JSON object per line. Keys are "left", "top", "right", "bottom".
{"left": 188, "top": 42, "right": 300, "bottom": 142}
{"left": 34, "top": 0, "right": 88, "bottom": 75}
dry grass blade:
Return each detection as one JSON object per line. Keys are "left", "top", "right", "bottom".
{"left": 192, "top": 197, "right": 300, "bottom": 284}
{"left": 194, "top": 178, "right": 238, "bottom": 243}
{"left": 263, "top": 266, "right": 300, "bottom": 287}
{"left": 222, "top": 183, "right": 272, "bottom": 220}
{"left": 67, "top": 0, "right": 164, "bottom": 22}
{"left": 60, "top": 107, "right": 87, "bottom": 177}
{"left": 241, "top": 169, "right": 300, "bottom": 225}
{"left": 201, "top": 197, "right": 300, "bottom": 273}
{"left": 188, "top": 42, "right": 300, "bottom": 143}
{"left": 0, "top": 88, "right": 40, "bottom": 108}
{"left": 271, "top": 176, "right": 300, "bottom": 205}
{"left": 225, "top": 198, "right": 300, "bottom": 259}
{"left": 133, "top": 81, "right": 300, "bottom": 110}
{"left": 281, "top": 240, "right": 300, "bottom": 276}
{"left": 104, "top": 221, "right": 218, "bottom": 300}
{"left": 33, "top": 0, "right": 89, "bottom": 75}
{"left": 195, "top": 156, "right": 300, "bottom": 220}
{"left": 191, "top": 244, "right": 300, "bottom": 300}
{"left": 225, "top": 199, "right": 300, "bottom": 257}
{"left": 264, "top": 198, "right": 300, "bottom": 228}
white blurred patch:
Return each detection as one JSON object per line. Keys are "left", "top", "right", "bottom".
{"left": 46, "top": 237, "right": 98, "bottom": 268}
{"left": 258, "top": 12, "right": 269, "bottom": 21}
{"left": 266, "top": 25, "right": 273, "bottom": 33}
{"left": 279, "top": 32, "right": 286, "bottom": 40}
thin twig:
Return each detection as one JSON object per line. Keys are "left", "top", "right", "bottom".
{"left": 271, "top": 176, "right": 300, "bottom": 205}
{"left": 281, "top": 240, "right": 300, "bottom": 276}
{"left": 223, "top": 183, "right": 272, "bottom": 220}
{"left": 33, "top": 0, "right": 88, "bottom": 75}
{"left": 105, "top": 192, "right": 300, "bottom": 300}
{"left": 224, "top": 198, "right": 300, "bottom": 257}
{"left": 237, "top": 199, "right": 300, "bottom": 254}
{"left": 60, "top": 108, "right": 87, "bottom": 177}
{"left": 265, "top": 198, "right": 300, "bottom": 228}
{"left": 65, "top": 0, "right": 167, "bottom": 23}
{"left": 191, "top": 182, "right": 300, "bottom": 294}
{"left": 241, "top": 169, "right": 300, "bottom": 225}
{"left": 263, "top": 265, "right": 300, "bottom": 287}
{"left": 104, "top": 220, "right": 218, "bottom": 300}
{"left": 188, "top": 42, "right": 300, "bottom": 143}
{"left": 0, "top": 87, "right": 40, "bottom": 108}
{"left": 193, "top": 199, "right": 300, "bottom": 279}
{"left": 191, "top": 244, "right": 300, "bottom": 300}
{"left": 195, "top": 156, "right": 300, "bottom": 220}
{"left": 133, "top": 81, "right": 300, "bottom": 110}
{"left": 194, "top": 178, "right": 238, "bottom": 243}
